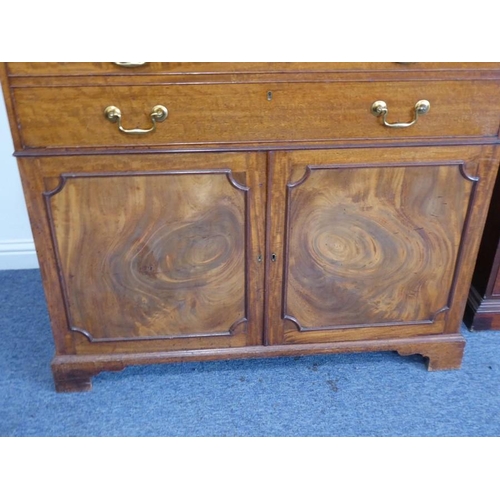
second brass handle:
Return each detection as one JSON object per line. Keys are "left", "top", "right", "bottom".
{"left": 371, "top": 99, "right": 430, "bottom": 128}
{"left": 104, "top": 105, "right": 168, "bottom": 135}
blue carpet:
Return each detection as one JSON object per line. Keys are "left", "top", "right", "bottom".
{"left": 1, "top": 268, "right": 499, "bottom": 436}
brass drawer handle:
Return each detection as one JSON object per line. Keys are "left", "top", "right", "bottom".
{"left": 104, "top": 105, "right": 168, "bottom": 135}
{"left": 371, "top": 99, "right": 430, "bottom": 128}
{"left": 113, "top": 62, "right": 147, "bottom": 68}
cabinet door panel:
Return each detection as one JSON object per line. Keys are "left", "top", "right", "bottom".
{"left": 267, "top": 147, "right": 494, "bottom": 345}
{"left": 25, "top": 153, "right": 266, "bottom": 354}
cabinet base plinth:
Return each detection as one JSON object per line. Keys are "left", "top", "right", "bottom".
{"left": 53, "top": 372, "right": 93, "bottom": 393}
{"left": 464, "top": 286, "right": 500, "bottom": 331}
{"left": 396, "top": 336, "right": 465, "bottom": 371}
{"left": 51, "top": 359, "right": 125, "bottom": 393}
{"left": 50, "top": 333, "right": 465, "bottom": 392}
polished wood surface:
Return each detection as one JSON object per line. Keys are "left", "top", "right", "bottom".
{"left": 284, "top": 164, "right": 471, "bottom": 327}
{"left": 3, "top": 63, "right": 500, "bottom": 391}
{"left": 267, "top": 146, "right": 499, "bottom": 345}
{"left": 8, "top": 62, "right": 500, "bottom": 77}
{"left": 13, "top": 80, "right": 500, "bottom": 150}
{"left": 48, "top": 166, "right": 247, "bottom": 342}
{"left": 19, "top": 153, "right": 266, "bottom": 355}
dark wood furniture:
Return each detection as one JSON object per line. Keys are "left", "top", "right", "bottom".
{"left": 465, "top": 168, "right": 500, "bottom": 330}
{"left": 2, "top": 62, "right": 500, "bottom": 392}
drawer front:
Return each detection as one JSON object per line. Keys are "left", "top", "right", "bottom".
{"left": 8, "top": 62, "right": 500, "bottom": 76}
{"left": 14, "top": 80, "right": 500, "bottom": 149}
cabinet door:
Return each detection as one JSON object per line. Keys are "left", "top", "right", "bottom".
{"left": 267, "top": 146, "right": 498, "bottom": 345}
{"left": 21, "top": 152, "right": 266, "bottom": 354}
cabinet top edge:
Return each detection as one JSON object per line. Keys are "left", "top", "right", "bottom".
{"left": 6, "top": 62, "right": 500, "bottom": 79}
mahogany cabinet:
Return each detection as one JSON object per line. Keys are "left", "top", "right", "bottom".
{"left": 2, "top": 62, "right": 500, "bottom": 392}
{"left": 464, "top": 167, "right": 500, "bottom": 330}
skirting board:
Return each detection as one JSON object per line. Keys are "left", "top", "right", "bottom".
{"left": 0, "top": 239, "right": 39, "bottom": 270}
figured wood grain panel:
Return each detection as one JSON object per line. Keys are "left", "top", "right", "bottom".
{"left": 47, "top": 172, "right": 244, "bottom": 341}
{"left": 40, "top": 152, "right": 266, "bottom": 349}
{"left": 284, "top": 163, "right": 474, "bottom": 330}
{"left": 13, "top": 80, "right": 500, "bottom": 150}
{"left": 266, "top": 146, "right": 495, "bottom": 345}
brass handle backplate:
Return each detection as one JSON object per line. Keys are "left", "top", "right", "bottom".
{"left": 113, "top": 62, "right": 147, "bottom": 68}
{"left": 104, "top": 105, "right": 168, "bottom": 135}
{"left": 371, "top": 99, "right": 430, "bottom": 128}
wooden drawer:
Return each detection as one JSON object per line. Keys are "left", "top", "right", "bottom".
{"left": 8, "top": 62, "right": 500, "bottom": 76}
{"left": 14, "top": 80, "right": 500, "bottom": 149}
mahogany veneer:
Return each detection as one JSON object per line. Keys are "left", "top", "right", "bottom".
{"left": 2, "top": 62, "right": 500, "bottom": 392}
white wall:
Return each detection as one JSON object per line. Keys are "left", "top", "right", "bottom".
{"left": 0, "top": 88, "right": 38, "bottom": 269}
